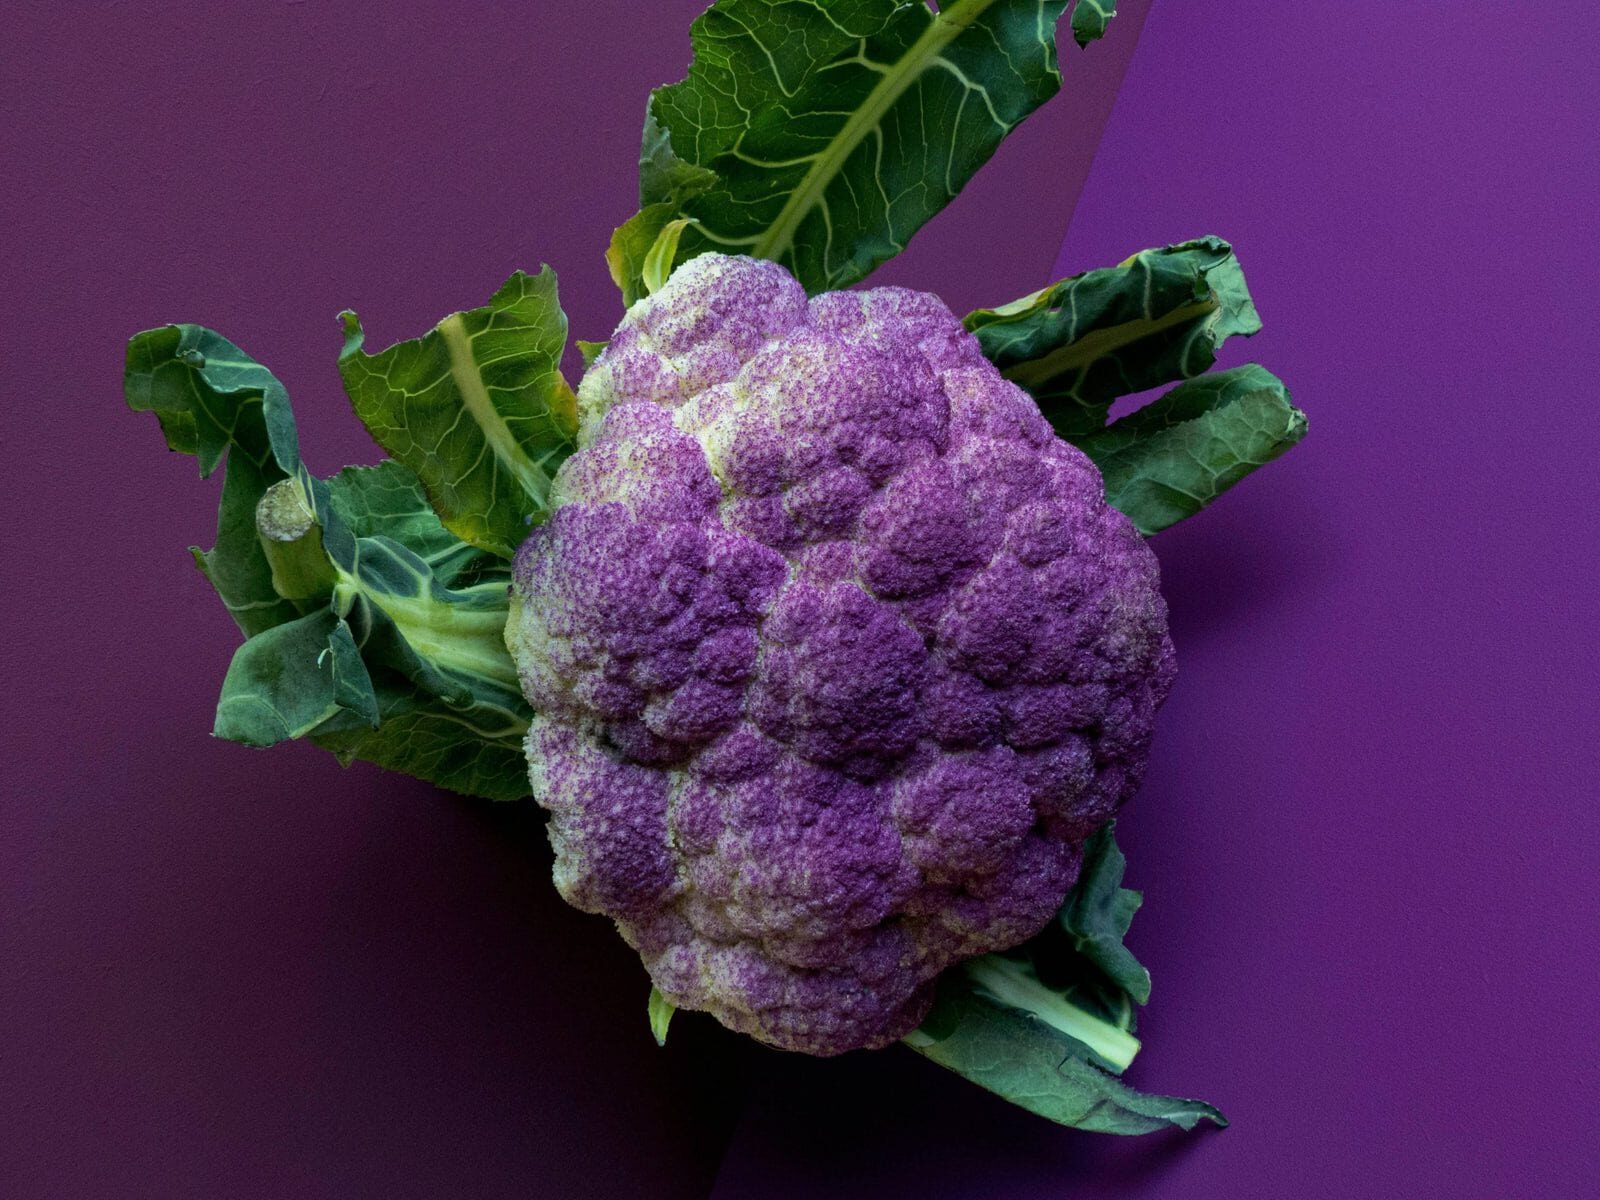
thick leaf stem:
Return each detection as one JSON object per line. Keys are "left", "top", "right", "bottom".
{"left": 341, "top": 578, "right": 520, "bottom": 691}
{"left": 256, "top": 477, "right": 336, "bottom": 600}
{"left": 258, "top": 478, "right": 518, "bottom": 690}
{"left": 964, "top": 955, "right": 1142, "bottom": 1072}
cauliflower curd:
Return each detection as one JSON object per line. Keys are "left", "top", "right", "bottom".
{"left": 507, "top": 254, "right": 1174, "bottom": 1054}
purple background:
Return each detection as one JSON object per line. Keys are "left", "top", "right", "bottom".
{"left": 3, "top": 1, "right": 1594, "bottom": 1197}
{"left": 712, "top": 2, "right": 1600, "bottom": 1196}
{"left": 2, "top": 1, "right": 1142, "bottom": 1195}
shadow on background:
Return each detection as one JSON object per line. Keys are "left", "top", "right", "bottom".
{"left": 711, "top": 1044, "right": 1216, "bottom": 1199}
{"left": 300, "top": 777, "right": 757, "bottom": 1195}
{"left": 1150, "top": 473, "right": 1336, "bottom": 654}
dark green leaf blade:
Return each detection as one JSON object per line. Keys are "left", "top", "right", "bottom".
{"left": 128, "top": 325, "right": 534, "bottom": 800}
{"left": 124, "top": 324, "right": 300, "bottom": 477}
{"left": 125, "top": 325, "right": 304, "bottom": 636}
{"left": 636, "top": 0, "right": 1108, "bottom": 295}
{"left": 299, "top": 468, "right": 535, "bottom": 800}
{"left": 962, "top": 953, "right": 1141, "bottom": 1073}
{"left": 325, "top": 462, "right": 484, "bottom": 585}
{"left": 907, "top": 981, "right": 1225, "bottom": 1135}
{"left": 1070, "top": 0, "right": 1117, "bottom": 48}
{"left": 1059, "top": 820, "right": 1150, "bottom": 1003}
{"left": 964, "top": 238, "right": 1261, "bottom": 437}
{"left": 310, "top": 689, "right": 531, "bottom": 802}
{"left": 231, "top": 467, "right": 533, "bottom": 799}
{"left": 213, "top": 609, "right": 378, "bottom": 746}
{"left": 638, "top": 106, "right": 719, "bottom": 210}
{"left": 908, "top": 821, "right": 1223, "bottom": 1133}
{"left": 338, "top": 267, "right": 579, "bottom": 557}
{"left": 1080, "top": 364, "right": 1308, "bottom": 535}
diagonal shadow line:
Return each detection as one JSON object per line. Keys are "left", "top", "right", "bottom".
{"left": 699, "top": 3, "right": 1155, "bottom": 1195}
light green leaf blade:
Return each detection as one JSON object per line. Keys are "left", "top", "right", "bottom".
{"left": 125, "top": 325, "right": 304, "bottom": 636}
{"left": 338, "top": 267, "right": 579, "bottom": 558}
{"left": 907, "top": 981, "right": 1226, "bottom": 1135}
{"left": 642, "top": 218, "right": 697, "bottom": 296}
{"left": 635, "top": 0, "right": 1110, "bottom": 295}
{"left": 609, "top": 109, "right": 725, "bottom": 306}
{"left": 575, "top": 340, "right": 609, "bottom": 373}
{"left": 965, "top": 238, "right": 1262, "bottom": 437}
{"left": 648, "top": 986, "right": 677, "bottom": 1047}
{"left": 608, "top": 204, "right": 680, "bottom": 309}
{"left": 1080, "top": 364, "right": 1308, "bottom": 535}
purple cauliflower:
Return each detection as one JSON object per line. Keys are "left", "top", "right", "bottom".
{"left": 506, "top": 253, "right": 1175, "bottom": 1055}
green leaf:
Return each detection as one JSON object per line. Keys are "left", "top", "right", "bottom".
{"left": 608, "top": 204, "right": 680, "bottom": 309}
{"left": 648, "top": 986, "right": 677, "bottom": 1047}
{"left": 965, "top": 240, "right": 1306, "bottom": 534}
{"left": 1059, "top": 821, "right": 1150, "bottom": 1004}
{"left": 1080, "top": 364, "right": 1308, "bottom": 535}
{"left": 906, "top": 821, "right": 1224, "bottom": 1134}
{"left": 236, "top": 467, "right": 533, "bottom": 799}
{"left": 124, "top": 325, "right": 303, "bottom": 636}
{"left": 309, "top": 684, "right": 531, "bottom": 802}
{"left": 307, "top": 468, "right": 532, "bottom": 795}
{"left": 638, "top": 107, "right": 718, "bottom": 209}
{"left": 963, "top": 954, "right": 1141, "bottom": 1073}
{"left": 1070, "top": 0, "right": 1117, "bottom": 48}
{"left": 630, "top": 0, "right": 1111, "bottom": 295}
{"left": 127, "top": 326, "right": 535, "bottom": 801}
{"left": 575, "top": 340, "right": 609, "bottom": 373}
{"left": 964, "top": 237, "right": 1262, "bottom": 437}
{"left": 213, "top": 609, "right": 378, "bottom": 745}
{"left": 123, "top": 324, "right": 300, "bottom": 479}
{"left": 641, "top": 218, "right": 697, "bottom": 296}
{"left": 325, "top": 461, "right": 484, "bottom": 585}
{"left": 338, "top": 267, "right": 579, "bottom": 558}
{"left": 906, "top": 981, "right": 1226, "bottom": 1135}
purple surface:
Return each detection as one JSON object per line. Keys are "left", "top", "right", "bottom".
{"left": 1, "top": 2, "right": 1144, "bottom": 1196}
{"left": 711, "top": 2, "right": 1600, "bottom": 1197}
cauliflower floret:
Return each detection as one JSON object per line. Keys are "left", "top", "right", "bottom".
{"left": 506, "top": 254, "right": 1174, "bottom": 1055}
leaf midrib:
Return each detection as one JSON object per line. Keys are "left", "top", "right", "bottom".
{"left": 435, "top": 312, "right": 552, "bottom": 509}
{"left": 1000, "top": 297, "right": 1220, "bottom": 391}
{"left": 748, "top": 0, "right": 1000, "bottom": 268}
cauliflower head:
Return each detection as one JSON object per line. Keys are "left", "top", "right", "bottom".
{"left": 506, "top": 254, "right": 1175, "bottom": 1055}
